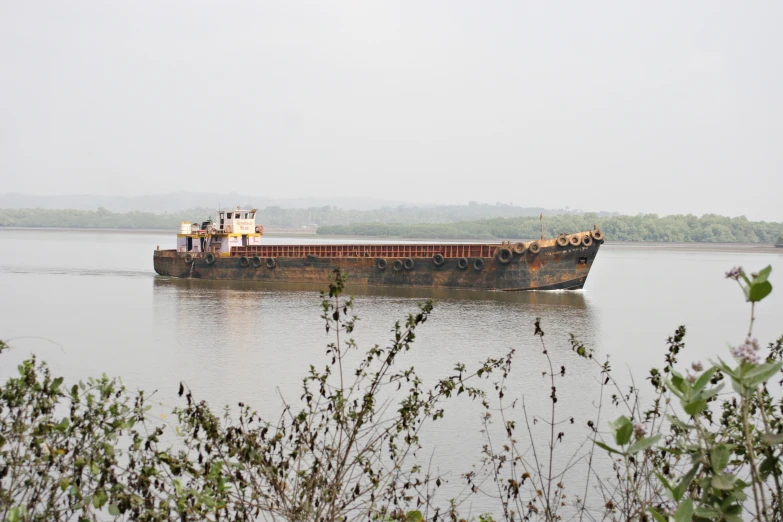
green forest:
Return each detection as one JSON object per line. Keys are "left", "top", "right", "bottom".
{"left": 318, "top": 214, "right": 783, "bottom": 243}
{"left": 0, "top": 203, "right": 609, "bottom": 230}
{"left": 1, "top": 206, "right": 782, "bottom": 243}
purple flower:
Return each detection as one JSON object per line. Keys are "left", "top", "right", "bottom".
{"left": 691, "top": 361, "right": 704, "bottom": 372}
{"left": 725, "top": 266, "right": 743, "bottom": 280}
{"left": 633, "top": 422, "right": 647, "bottom": 439}
{"left": 687, "top": 372, "right": 697, "bottom": 383}
{"left": 731, "top": 338, "right": 762, "bottom": 365}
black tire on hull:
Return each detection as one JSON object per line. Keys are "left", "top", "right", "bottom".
{"left": 266, "top": 257, "right": 276, "bottom": 269}
{"left": 496, "top": 248, "right": 512, "bottom": 264}
{"left": 433, "top": 254, "right": 445, "bottom": 266}
{"left": 473, "top": 258, "right": 484, "bottom": 270}
{"left": 205, "top": 253, "right": 216, "bottom": 264}
{"left": 377, "top": 258, "right": 388, "bottom": 270}
{"left": 457, "top": 257, "right": 469, "bottom": 270}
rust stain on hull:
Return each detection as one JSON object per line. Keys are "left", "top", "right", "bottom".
{"left": 154, "top": 232, "right": 603, "bottom": 292}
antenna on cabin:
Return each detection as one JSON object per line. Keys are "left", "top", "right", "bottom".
{"left": 540, "top": 213, "right": 544, "bottom": 240}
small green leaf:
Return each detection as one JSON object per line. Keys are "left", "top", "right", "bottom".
{"left": 648, "top": 507, "right": 668, "bottom": 522}
{"left": 675, "top": 498, "right": 694, "bottom": 522}
{"left": 666, "top": 415, "right": 695, "bottom": 430}
{"left": 760, "top": 456, "right": 778, "bottom": 478}
{"left": 406, "top": 511, "right": 424, "bottom": 522}
{"left": 594, "top": 440, "right": 621, "bottom": 455}
{"left": 93, "top": 489, "right": 108, "bottom": 509}
{"left": 744, "top": 361, "right": 783, "bottom": 388}
{"left": 754, "top": 265, "right": 772, "bottom": 284}
{"left": 56, "top": 417, "right": 70, "bottom": 433}
{"left": 683, "top": 399, "right": 707, "bottom": 417}
{"left": 610, "top": 416, "right": 633, "bottom": 446}
{"left": 51, "top": 376, "right": 64, "bottom": 392}
{"left": 694, "top": 506, "right": 720, "bottom": 518}
{"left": 748, "top": 280, "right": 772, "bottom": 302}
{"left": 627, "top": 434, "right": 661, "bottom": 455}
{"left": 670, "top": 373, "right": 688, "bottom": 395}
{"left": 673, "top": 464, "right": 700, "bottom": 502}
{"left": 108, "top": 504, "right": 121, "bottom": 516}
{"left": 692, "top": 367, "right": 717, "bottom": 393}
{"left": 710, "top": 444, "right": 731, "bottom": 472}
{"left": 655, "top": 472, "right": 673, "bottom": 494}
{"left": 711, "top": 473, "right": 736, "bottom": 491}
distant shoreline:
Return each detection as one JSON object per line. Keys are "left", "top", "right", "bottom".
{"left": 0, "top": 226, "right": 318, "bottom": 236}
{"left": 1, "top": 226, "right": 781, "bottom": 253}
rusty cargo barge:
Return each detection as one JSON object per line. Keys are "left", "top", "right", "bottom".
{"left": 153, "top": 208, "right": 604, "bottom": 291}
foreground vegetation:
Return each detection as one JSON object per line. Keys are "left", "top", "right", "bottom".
{"left": 1, "top": 267, "right": 782, "bottom": 521}
{"left": 2, "top": 206, "right": 782, "bottom": 243}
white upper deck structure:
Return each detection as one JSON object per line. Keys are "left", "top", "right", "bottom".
{"left": 177, "top": 206, "right": 263, "bottom": 255}
{"left": 218, "top": 208, "right": 257, "bottom": 234}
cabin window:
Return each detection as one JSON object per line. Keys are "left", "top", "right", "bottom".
{"left": 251, "top": 212, "right": 255, "bottom": 219}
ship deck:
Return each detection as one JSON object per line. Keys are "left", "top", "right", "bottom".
{"left": 229, "top": 242, "right": 519, "bottom": 259}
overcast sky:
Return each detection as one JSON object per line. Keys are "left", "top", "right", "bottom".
{"left": 1, "top": 2, "right": 780, "bottom": 220}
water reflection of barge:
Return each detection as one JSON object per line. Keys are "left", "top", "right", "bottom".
{"left": 153, "top": 207, "right": 603, "bottom": 291}
{"left": 152, "top": 277, "right": 589, "bottom": 307}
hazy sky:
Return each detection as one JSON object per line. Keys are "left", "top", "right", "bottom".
{"left": 1, "top": 2, "right": 781, "bottom": 220}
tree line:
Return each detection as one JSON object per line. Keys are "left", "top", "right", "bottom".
{"left": 318, "top": 213, "right": 783, "bottom": 243}
{"left": 0, "top": 203, "right": 605, "bottom": 230}
{"left": 1, "top": 206, "right": 782, "bottom": 243}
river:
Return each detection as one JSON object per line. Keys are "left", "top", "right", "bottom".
{"left": 1, "top": 228, "right": 781, "bottom": 516}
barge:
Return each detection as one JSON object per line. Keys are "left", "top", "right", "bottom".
{"left": 153, "top": 208, "right": 604, "bottom": 291}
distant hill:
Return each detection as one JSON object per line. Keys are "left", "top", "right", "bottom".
{"left": 0, "top": 192, "right": 415, "bottom": 213}
{"left": 0, "top": 202, "right": 615, "bottom": 230}
{"left": 0, "top": 192, "right": 618, "bottom": 226}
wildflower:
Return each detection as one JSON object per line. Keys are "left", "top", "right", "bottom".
{"left": 633, "top": 422, "right": 647, "bottom": 439}
{"left": 687, "top": 372, "right": 697, "bottom": 383}
{"left": 691, "top": 361, "right": 704, "bottom": 372}
{"left": 725, "top": 266, "right": 743, "bottom": 280}
{"left": 731, "top": 337, "right": 762, "bottom": 365}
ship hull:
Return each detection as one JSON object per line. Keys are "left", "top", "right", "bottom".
{"left": 153, "top": 236, "right": 601, "bottom": 292}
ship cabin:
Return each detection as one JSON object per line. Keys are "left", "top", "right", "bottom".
{"left": 177, "top": 207, "right": 263, "bottom": 257}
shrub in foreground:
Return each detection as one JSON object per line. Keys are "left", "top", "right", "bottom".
{"left": 1, "top": 267, "right": 781, "bottom": 521}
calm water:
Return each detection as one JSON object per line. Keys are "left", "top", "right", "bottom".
{"left": 1, "top": 228, "right": 782, "bottom": 513}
